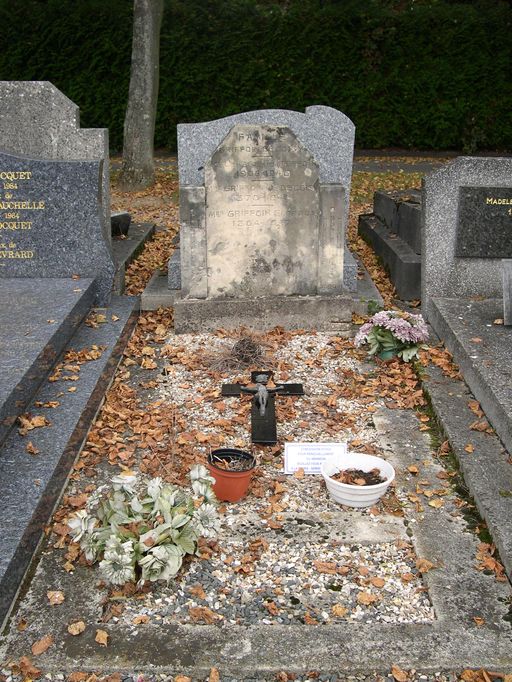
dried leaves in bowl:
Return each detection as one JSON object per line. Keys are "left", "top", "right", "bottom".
{"left": 330, "top": 467, "right": 386, "bottom": 486}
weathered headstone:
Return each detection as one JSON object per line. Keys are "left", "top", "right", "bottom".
{"left": 192, "top": 124, "right": 342, "bottom": 298}
{"left": 0, "top": 150, "right": 114, "bottom": 302}
{"left": 0, "top": 81, "right": 111, "bottom": 247}
{"left": 504, "top": 259, "right": 512, "bottom": 326}
{"left": 152, "top": 106, "right": 380, "bottom": 331}
{"left": 422, "top": 157, "right": 512, "bottom": 319}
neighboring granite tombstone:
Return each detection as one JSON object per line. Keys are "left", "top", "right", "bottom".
{"left": 422, "top": 156, "right": 512, "bottom": 320}
{"left": 0, "top": 149, "right": 114, "bottom": 303}
{"left": 422, "top": 156, "right": 512, "bottom": 461}
{"left": 0, "top": 81, "right": 111, "bottom": 247}
{"left": 151, "top": 106, "right": 379, "bottom": 331}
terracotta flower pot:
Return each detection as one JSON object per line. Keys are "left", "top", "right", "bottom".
{"left": 207, "top": 448, "right": 255, "bottom": 503}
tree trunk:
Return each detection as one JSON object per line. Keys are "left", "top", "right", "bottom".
{"left": 118, "top": 0, "right": 163, "bottom": 191}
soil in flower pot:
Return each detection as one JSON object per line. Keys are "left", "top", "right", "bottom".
{"left": 207, "top": 448, "right": 255, "bottom": 502}
{"left": 330, "top": 467, "right": 387, "bottom": 486}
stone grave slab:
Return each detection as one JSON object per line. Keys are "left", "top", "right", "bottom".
{"left": 422, "top": 157, "right": 512, "bottom": 465}
{"left": 0, "top": 294, "right": 138, "bottom": 627}
{"left": 427, "top": 296, "right": 512, "bottom": 459}
{"left": 358, "top": 189, "right": 422, "bottom": 300}
{"left": 0, "top": 278, "right": 96, "bottom": 446}
{"left": 0, "top": 149, "right": 114, "bottom": 303}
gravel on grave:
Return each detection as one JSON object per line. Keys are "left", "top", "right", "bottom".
{"left": 114, "top": 331, "right": 434, "bottom": 628}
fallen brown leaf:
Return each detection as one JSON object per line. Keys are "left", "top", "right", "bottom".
{"left": 416, "top": 558, "right": 436, "bottom": 573}
{"left": 95, "top": 629, "right": 109, "bottom": 646}
{"left": 209, "top": 668, "right": 220, "bottom": 682}
{"left": 47, "top": 590, "right": 65, "bottom": 605}
{"left": 391, "top": 665, "right": 409, "bottom": 682}
{"left": 189, "top": 584, "right": 207, "bottom": 600}
{"left": 67, "top": 620, "right": 86, "bottom": 636}
{"left": 313, "top": 560, "right": 337, "bottom": 574}
{"left": 26, "top": 441, "right": 40, "bottom": 455}
{"left": 356, "top": 591, "right": 379, "bottom": 605}
{"left": 31, "top": 634, "right": 53, "bottom": 656}
{"left": 370, "top": 577, "right": 386, "bottom": 588}
{"left": 332, "top": 604, "right": 348, "bottom": 617}
{"left": 189, "top": 606, "right": 221, "bottom": 624}
{"left": 19, "top": 656, "right": 42, "bottom": 679}
{"left": 67, "top": 673, "right": 89, "bottom": 682}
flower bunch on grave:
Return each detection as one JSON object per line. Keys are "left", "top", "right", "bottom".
{"left": 354, "top": 309, "right": 429, "bottom": 362}
{"left": 68, "top": 465, "right": 220, "bottom": 585}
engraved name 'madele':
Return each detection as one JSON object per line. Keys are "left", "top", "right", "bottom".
{"left": 486, "top": 197, "right": 512, "bottom": 205}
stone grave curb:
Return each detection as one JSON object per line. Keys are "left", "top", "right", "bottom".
{"left": 358, "top": 213, "right": 421, "bottom": 300}
{"left": 428, "top": 297, "right": 512, "bottom": 456}
{"left": 112, "top": 222, "right": 156, "bottom": 294}
{"left": 421, "top": 300, "right": 512, "bottom": 581}
{"left": 0, "top": 295, "right": 139, "bottom": 629}
{"left": 422, "top": 362, "right": 512, "bottom": 581}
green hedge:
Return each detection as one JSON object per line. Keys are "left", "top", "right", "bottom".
{"left": 0, "top": 0, "right": 511, "bottom": 152}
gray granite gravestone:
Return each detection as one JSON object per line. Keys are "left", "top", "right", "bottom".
{"left": 422, "top": 156, "right": 512, "bottom": 320}
{"left": 0, "top": 81, "right": 111, "bottom": 247}
{"left": 504, "top": 260, "right": 512, "bottom": 326}
{"left": 153, "top": 106, "right": 378, "bottom": 331}
{"left": 422, "top": 157, "right": 512, "bottom": 460}
{"left": 0, "top": 149, "right": 114, "bottom": 303}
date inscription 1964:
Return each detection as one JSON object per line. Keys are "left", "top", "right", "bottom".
{"left": 0, "top": 169, "right": 43, "bottom": 263}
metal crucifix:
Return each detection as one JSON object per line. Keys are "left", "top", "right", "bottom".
{"left": 221, "top": 370, "right": 304, "bottom": 445}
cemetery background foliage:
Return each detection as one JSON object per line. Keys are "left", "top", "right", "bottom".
{"left": 0, "top": 0, "right": 511, "bottom": 153}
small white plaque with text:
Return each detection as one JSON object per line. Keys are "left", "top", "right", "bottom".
{"left": 284, "top": 442, "right": 347, "bottom": 474}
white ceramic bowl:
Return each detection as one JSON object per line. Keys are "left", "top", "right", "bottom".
{"left": 321, "top": 451, "right": 395, "bottom": 508}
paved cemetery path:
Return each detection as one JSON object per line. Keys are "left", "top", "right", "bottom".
{"left": 1, "top": 325, "right": 511, "bottom": 682}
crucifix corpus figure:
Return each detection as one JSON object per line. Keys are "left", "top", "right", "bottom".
{"left": 221, "top": 371, "right": 304, "bottom": 445}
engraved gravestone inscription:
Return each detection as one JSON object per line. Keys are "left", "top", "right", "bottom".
{"left": 205, "top": 125, "right": 323, "bottom": 299}
{"left": 456, "top": 186, "right": 512, "bottom": 258}
{"left": 0, "top": 149, "right": 114, "bottom": 302}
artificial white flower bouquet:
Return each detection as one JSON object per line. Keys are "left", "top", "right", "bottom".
{"left": 68, "top": 465, "right": 220, "bottom": 585}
